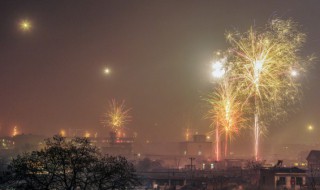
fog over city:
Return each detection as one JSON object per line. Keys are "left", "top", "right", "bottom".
{"left": 0, "top": 0, "right": 319, "bottom": 159}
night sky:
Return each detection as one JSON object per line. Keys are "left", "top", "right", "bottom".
{"left": 0, "top": 1, "right": 319, "bottom": 146}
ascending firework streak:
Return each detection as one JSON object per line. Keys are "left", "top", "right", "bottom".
{"left": 102, "top": 99, "right": 131, "bottom": 137}
{"left": 206, "top": 72, "right": 247, "bottom": 160}
{"left": 226, "top": 19, "right": 310, "bottom": 160}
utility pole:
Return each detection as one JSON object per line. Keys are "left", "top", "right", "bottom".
{"left": 189, "top": 157, "right": 195, "bottom": 171}
{"left": 189, "top": 157, "right": 195, "bottom": 185}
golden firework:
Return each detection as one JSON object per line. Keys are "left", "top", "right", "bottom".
{"left": 206, "top": 19, "right": 312, "bottom": 161}
{"left": 102, "top": 99, "right": 131, "bottom": 133}
{"left": 225, "top": 19, "right": 311, "bottom": 160}
{"left": 207, "top": 83, "right": 246, "bottom": 138}
{"left": 206, "top": 79, "right": 247, "bottom": 158}
{"left": 227, "top": 19, "right": 308, "bottom": 115}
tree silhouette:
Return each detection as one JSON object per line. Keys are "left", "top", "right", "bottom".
{"left": 1, "top": 135, "right": 140, "bottom": 190}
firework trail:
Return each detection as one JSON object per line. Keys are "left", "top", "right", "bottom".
{"left": 206, "top": 79, "right": 247, "bottom": 160}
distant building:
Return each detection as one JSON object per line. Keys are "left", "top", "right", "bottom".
{"left": 99, "top": 132, "right": 134, "bottom": 156}
{"left": 306, "top": 150, "right": 320, "bottom": 187}
{"left": 262, "top": 143, "right": 312, "bottom": 167}
{"left": 130, "top": 134, "right": 213, "bottom": 169}
{"left": 306, "top": 150, "right": 320, "bottom": 170}
{"left": 223, "top": 159, "right": 248, "bottom": 169}
{"left": 0, "top": 138, "right": 14, "bottom": 150}
{"left": 13, "top": 134, "right": 46, "bottom": 153}
{"left": 179, "top": 134, "right": 212, "bottom": 159}
{"left": 0, "top": 134, "right": 45, "bottom": 154}
{"left": 259, "top": 167, "right": 306, "bottom": 190}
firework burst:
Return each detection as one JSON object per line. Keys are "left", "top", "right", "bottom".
{"left": 102, "top": 99, "right": 131, "bottom": 136}
{"left": 206, "top": 79, "right": 247, "bottom": 159}
{"left": 206, "top": 19, "right": 312, "bottom": 161}
{"left": 226, "top": 19, "right": 311, "bottom": 160}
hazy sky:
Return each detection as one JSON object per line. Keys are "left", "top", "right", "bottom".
{"left": 0, "top": 0, "right": 319, "bottom": 146}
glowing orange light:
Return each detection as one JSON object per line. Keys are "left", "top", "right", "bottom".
{"left": 60, "top": 129, "right": 66, "bottom": 137}
{"left": 185, "top": 128, "right": 190, "bottom": 141}
{"left": 84, "top": 132, "right": 90, "bottom": 138}
{"left": 12, "top": 126, "right": 19, "bottom": 137}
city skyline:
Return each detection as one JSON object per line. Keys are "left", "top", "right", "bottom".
{"left": 0, "top": 0, "right": 319, "bottom": 152}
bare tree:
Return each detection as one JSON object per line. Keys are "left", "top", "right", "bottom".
{"left": 1, "top": 135, "right": 140, "bottom": 190}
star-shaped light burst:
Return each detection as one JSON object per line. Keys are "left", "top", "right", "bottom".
{"left": 20, "top": 20, "right": 32, "bottom": 31}
{"left": 211, "top": 57, "right": 227, "bottom": 78}
{"left": 102, "top": 99, "right": 131, "bottom": 137}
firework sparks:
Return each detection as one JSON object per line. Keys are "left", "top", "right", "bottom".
{"left": 206, "top": 80, "right": 247, "bottom": 159}
{"left": 211, "top": 57, "right": 227, "bottom": 78}
{"left": 12, "top": 126, "right": 19, "bottom": 137}
{"left": 226, "top": 19, "right": 310, "bottom": 160}
{"left": 102, "top": 99, "right": 131, "bottom": 136}
{"left": 215, "top": 124, "right": 220, "bottom": 161}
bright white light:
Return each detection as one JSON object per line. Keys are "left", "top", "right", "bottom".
{"left": 291, "top": 70, "right": 298, "bottom": 77}
{"left": 253, "top": 60, "right": 264, "bottom": 84}
{"left": 211, "top": 58, "right": 226, "bottom": 78}
{"left": 20, "top": 20, "right": 31, "bottom": 31}
{"left": 212, "top": 68, "right": 225, "bottom": 78}
{"left": 254, "top": 60, "right": 264, "bottom": 74}
{"left": 212, "top": 61, "right": 223, "bottom": 70}
{"left": 104, "top": 68, "right": 110, "bottom": 74}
